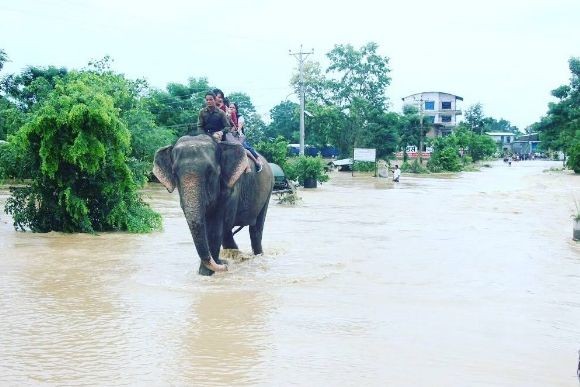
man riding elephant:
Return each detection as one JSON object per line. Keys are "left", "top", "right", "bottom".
{"left": 195, "top": 91, "right": 230, "bottom": 141}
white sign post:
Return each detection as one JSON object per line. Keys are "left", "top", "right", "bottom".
{"left": 352, "top": 148, "right": 377, "bottom": 176}
{"left": 353, "top": 148, "right": 376, "bottom": 162}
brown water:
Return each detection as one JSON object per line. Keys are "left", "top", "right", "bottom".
{"left": 1, "top": 160, "right": 579, "bottom": 386}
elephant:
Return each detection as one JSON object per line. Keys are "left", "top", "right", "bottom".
{"left": 153, "top": 134, "right": 274, "bottom": 275}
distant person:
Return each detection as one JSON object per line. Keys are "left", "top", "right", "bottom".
{"left": 196, "top": 91, "right": 230, "bottom": 141}
{"left": 393, "top": 164, "right": 401, "bottom": 182}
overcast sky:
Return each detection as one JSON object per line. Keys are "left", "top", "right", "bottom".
{"left": 1, "top": 0, "right": 579, "bottom": 129}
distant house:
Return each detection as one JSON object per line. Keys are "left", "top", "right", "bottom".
{"left": 511, "top": 133, "right": 541, "bottom": 155}
{"left": 485, "top": 131, "right": 515, "bottom": 153}
{"left": 401, "top": 91, "right": 463, "bottom": 137}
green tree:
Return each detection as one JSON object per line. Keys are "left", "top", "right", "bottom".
{"left": 0, "top": 49, "right": 7, "bottom": 72}
{"left": 367, "top": 111, "right": 400, "bottom": 159}
{"left": 143, "top": 77, "right": 209, "bottom": 137}
{"left": 428, "top": 135, "right": 462, "bottom": 172}
{"left": 2, "top": 65, "right": 68, "bottom": 112}
{"left": 399, "top": 105, "right": 422, "bottom": 160}
{"left": 255, "top": 136, "right": 290, "bottom": 169}
{"left": 465, "top": 103, "right": 485, "bottom": 134}
{"left": 483, "top": 117, "right": 519, "bottom": 134}
{"left": 287, "top": 42, "right": 393, "bottom": 157}
{"left": 534, "top": 57, "right": 580, "bottom": 172}
{"left": 468, "top": 133, "right": 497, "bottom": 162}
{"left": 0, "top": 98, "right": 25, "bottom": 141}
{"left": 324, "top": 42, "right": 391, "bottom": 110}
{"left": 4, "top": 71, "right": 161, "bottom": 233}
{"left": 267, "top": 100, "right": 299, "bottom": 142}
{"left": 304, "top": 102, "right": 346, "bottom": 151}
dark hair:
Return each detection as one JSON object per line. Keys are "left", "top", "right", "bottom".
{"left": 232, "top": 102, "right": 240, "bottom": 119}
{"left": 395, "top": 164, "right": 399, "bottom": 168}
{"left": 223, "top": 97, "right": 230, "bottom": 107}
{"left": 205, "top": 90, "right": 216, "bottom": 98}
{"left": 212, "top": 88, "right": 224, "bottom": 98}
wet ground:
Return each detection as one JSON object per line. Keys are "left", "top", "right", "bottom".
{"left": 1, "top": 160, "right": 579, "bottom": 386}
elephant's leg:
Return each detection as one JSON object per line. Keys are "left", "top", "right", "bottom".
{"left": 222, "top": 228, "right": 239, "bottom": 250}
{"left": 249, "top": 197, "right": 271, "bottom": 255}
{"left": 221, "top": 199, "right": 239, "bottom": 250}
{"left": 207, "top": 215, "right": 226, "bottom": 265}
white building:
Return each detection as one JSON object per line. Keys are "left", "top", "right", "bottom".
{"left": 485, "top": 131, "right": 515, "bottom": 153}
{"left": 401, "top": 92, "right": 463, "bottom": 137}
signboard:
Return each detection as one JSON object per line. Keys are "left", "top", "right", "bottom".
{"left": 395, "top": 152, "right": 431, "bottom": 159}
{"left": 353, "top": 148, "right": 376, "bottom": 162}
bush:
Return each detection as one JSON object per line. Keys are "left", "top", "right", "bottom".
{"left": 402, "top": 159, "right": 430, "bottom": 174}
{"left": 353, "top": 161, "right": 375, "bottom": 172}
{"left": 255, "top": 136, "right": 289, "bottom": 169}
{"left": 3, "top": 71, "right": 161, "bottom": 233}
{"left": 285, "top": 155, "right": 329, "bottom": 185}
{"left": 428, "top": 147, "right": 462, "bottom": 172}
{"left": 566, "top": 142, "right": 580, "bottom": 173}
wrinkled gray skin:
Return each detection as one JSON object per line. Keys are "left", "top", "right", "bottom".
{"left": 153, "top": 134, "right": 274, "bottom": 276}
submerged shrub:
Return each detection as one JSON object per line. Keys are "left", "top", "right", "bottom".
{"left": 4, "top": 71, "right": 161, "bottom": 233}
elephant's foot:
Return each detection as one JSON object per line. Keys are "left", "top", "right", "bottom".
{"left": 200, "top": 257, "right": 228, "bottom": 275}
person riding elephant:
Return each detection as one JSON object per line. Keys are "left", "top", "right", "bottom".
{"left": 195, "top": 90, "right": 230, "bottom": 141}
{"left": 153, "top": 134, "right": 274, "bottom": 275}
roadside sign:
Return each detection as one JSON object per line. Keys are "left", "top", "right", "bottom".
{"left": 353, "top": 148, "right": 376, "bottom": 162}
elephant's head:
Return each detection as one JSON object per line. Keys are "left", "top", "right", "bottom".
{"left": 152, "top": 135, "right": 248, "bottom": 267}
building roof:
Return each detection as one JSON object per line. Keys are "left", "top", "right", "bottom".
{"left": 485, "top": 132, "right": 515, "bottom": 136}
{"left": 402, "top": 92, "right": 463, "bottom": 101}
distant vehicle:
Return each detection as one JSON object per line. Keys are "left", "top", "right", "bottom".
{"left": 269, "top": 163, "right": 290, "bottom": 191}
{"left": 287, "top": 144, "right": 340, "bottom": 158}
{"left": 330, "top": 158, "right": 353, "bottom": 171}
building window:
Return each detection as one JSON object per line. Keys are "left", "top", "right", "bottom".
{"left": 441, "top": 115, "right": 452, "bottom": 123}
{"left": 441, "top": 101, "right": 451, "bottom": 109}
{"left": 424, "top": 101, "right": 434, "bottom": 110}
{"left": 424, "top": 115, "right": 435, "bottom": 124}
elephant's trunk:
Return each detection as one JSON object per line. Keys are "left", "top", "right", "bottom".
{"left": 178, "top": 173, "right": 226, "bottom": 275}
{"left": 188, "top": 217, "right": 211, "bottom": 262}
{"left": 179, "top": 173, "right": 212, "bottom": 262}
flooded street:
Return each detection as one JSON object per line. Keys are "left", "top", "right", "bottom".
{"left": 1, "top": 160, "right": 579, "bottom": 386}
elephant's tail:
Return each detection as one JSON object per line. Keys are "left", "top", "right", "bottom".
{"left": 233, "top": 226, "right": 245, "bottom": 235}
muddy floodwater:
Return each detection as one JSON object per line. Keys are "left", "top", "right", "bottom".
{"left": 1, "top": 160, "right": 579, "bottom": 386}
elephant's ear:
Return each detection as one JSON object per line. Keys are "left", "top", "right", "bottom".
{"left": 153, "top": 145, "right": 176, "bottom": 193}
{"left": 218, "top": 142, "right": 247, "bottom": 188}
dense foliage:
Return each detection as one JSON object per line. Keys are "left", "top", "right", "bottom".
{"left": 532, "top": 57, "right": 580, "bottom": 173}
{"left": 285, "top": 155, "right": 329, "bottom": 185}
{"left": 4, "top": 70, "right": 162, "bottom": 232}
{"left": 255, "top": 136, "right": 290, "bottom": 170}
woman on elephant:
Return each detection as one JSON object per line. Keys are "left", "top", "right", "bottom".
{"left": 228, "top": 102, "right": 263, "bottom": 172}
{"left": 196, "top": 91, "right": 230, "bottom": 141}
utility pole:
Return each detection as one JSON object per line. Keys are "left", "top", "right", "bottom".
{"left": 416, "top": 95, "right": 424, "bottom": 164}
{"left": 289, "top": 45, "right": 313, "bottom": 156}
